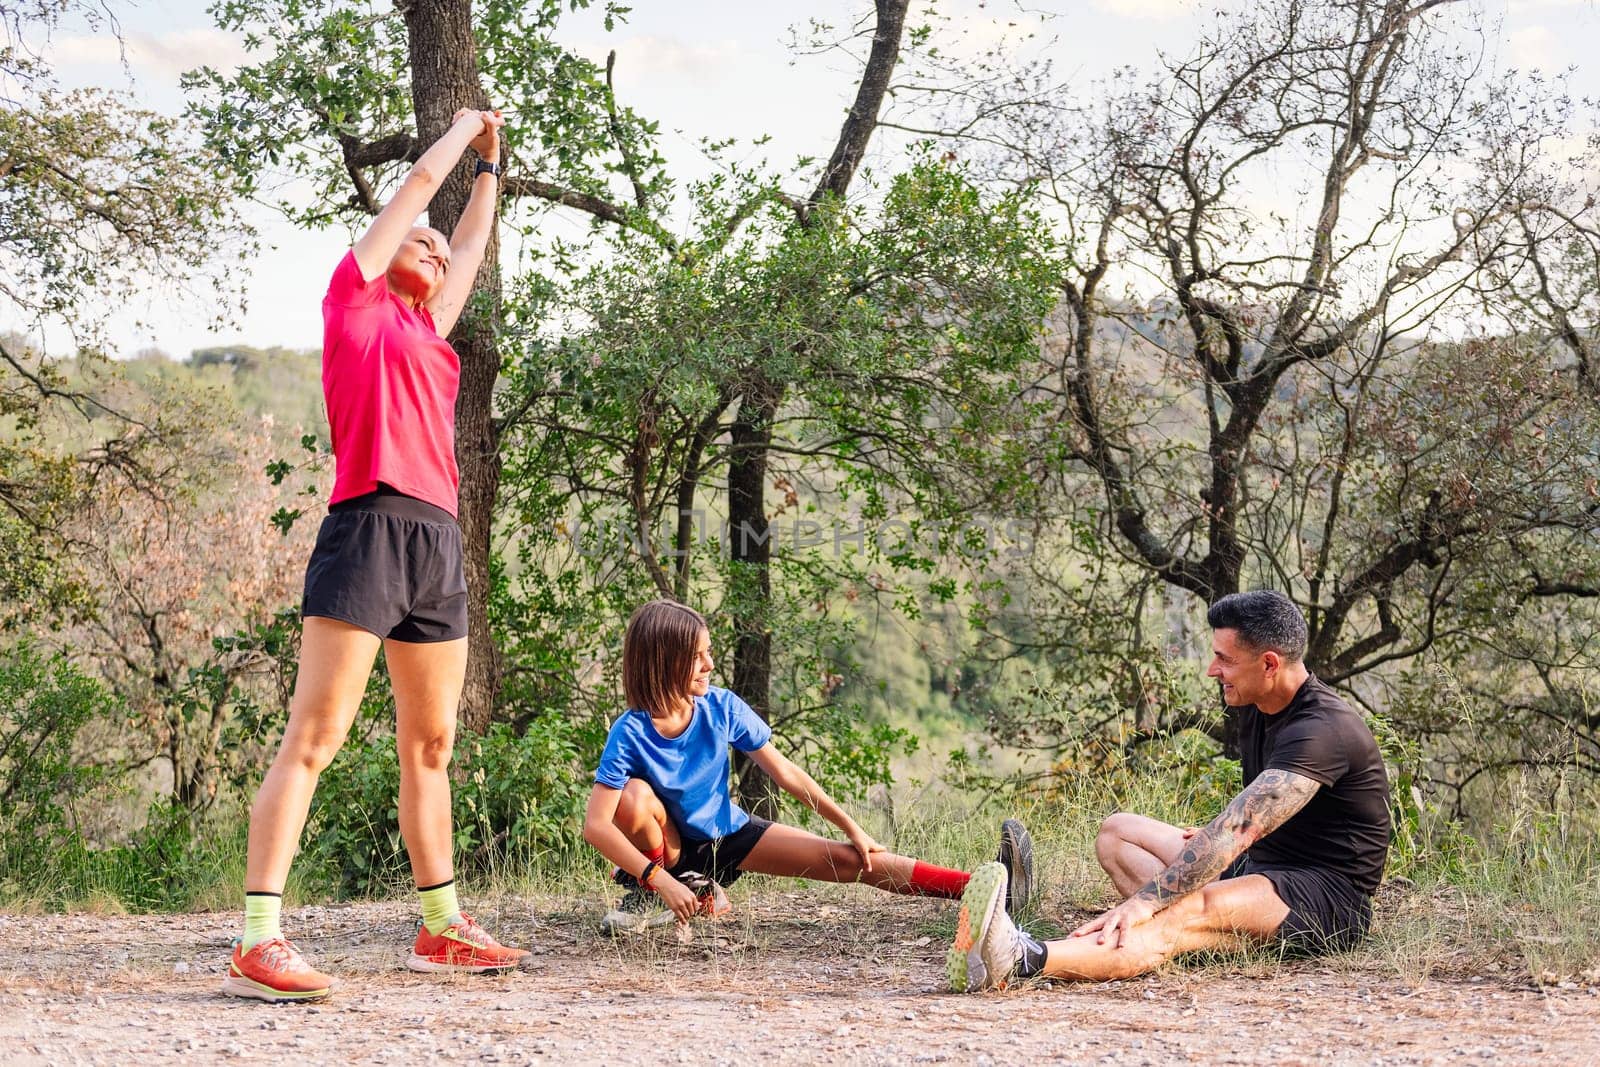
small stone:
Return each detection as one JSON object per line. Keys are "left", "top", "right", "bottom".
{"left": 173, "top": 962, "right": 191, "bottom": 975}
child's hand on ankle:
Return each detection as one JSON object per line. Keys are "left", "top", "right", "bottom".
{"left": 848, "top": 828, "right": 886, "bottom": 873}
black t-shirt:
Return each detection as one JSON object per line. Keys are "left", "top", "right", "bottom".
{"left": 1238, "top": 674, "right": 1392, "bottom": 895}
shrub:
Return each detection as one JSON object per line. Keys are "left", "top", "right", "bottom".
{"left": 307, "top": 713, "right": 588, "bottom": 897}
{"left": 0, "top": 642, "right": 108, "bottom": 886}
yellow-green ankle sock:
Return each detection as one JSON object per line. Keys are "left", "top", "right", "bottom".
{"left": 418, "top": 879, "right": 462, "bottom": 935}
{"left": 242, "top": 892, "right": 283, "bottom": 951}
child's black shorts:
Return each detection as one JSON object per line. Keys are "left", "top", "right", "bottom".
{"left": 668, "top": 816, "right": 774, "bottom": 887}
{"left": 1222, "top": 855, "right": 1373, "bottom": 955}
{"left": 301, "top": 487, "right": 467, "bottom": 643}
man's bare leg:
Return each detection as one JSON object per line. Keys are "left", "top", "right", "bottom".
{"left": 1095, "top": 813, "right": 1191, "bottom": 899}
{"left": 1035, "top": 875, "right": 1290, "bottom": 982}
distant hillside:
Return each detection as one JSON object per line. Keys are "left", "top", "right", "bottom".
{"left": 109, "top": 346, "right": 329, "bottom": 446}
{"left": 186, "top": 346, "right": 328, "bottom": 438}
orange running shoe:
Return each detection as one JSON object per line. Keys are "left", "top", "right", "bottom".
{"left": 680, "top": 870, "right": 732, "bottom": 918}
{"left": 406, "top": 914, "right": 529, "bottom": 973}
{"left": 221, "top": 938, "right": 333, "bottom": 1003}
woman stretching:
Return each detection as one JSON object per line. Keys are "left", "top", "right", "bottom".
{"left": 224, "top": 108, "right": 523, "bottom": 1002}
{"left": 584, "top": 599, "right": 1033, "bottom": 934}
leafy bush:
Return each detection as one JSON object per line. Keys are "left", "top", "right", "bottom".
{"left": 308, "top": 714, "right": 589, "bottom": 897}
{"left": 0, "top": 642, "right": 107, "bottom": 882}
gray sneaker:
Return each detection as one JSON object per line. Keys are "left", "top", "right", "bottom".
{"left": 996, "top": 818, "right": 1034, "bottom": 916}
{"left": 600, "top": 884, "right": 677, "bottom": 936}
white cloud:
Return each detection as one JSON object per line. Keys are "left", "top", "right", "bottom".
{"left": 1506, "top": 0, "right": 1588, "bottom": 15}
{"left": 49, "top": 28, "right": 249, "bottom": 82}
{"left": 603, "top": 35, "right": 743, "bottom": 86}
{"left": 1093, "top": 0, "right": 1197, "bottom": 19}
{"left": 1507, "top": 25, "right": 1564, "bottom": 71}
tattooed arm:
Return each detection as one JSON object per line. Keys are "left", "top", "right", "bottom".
{"left": 1072, "top": 769, "right": 1322, "bottom": 947}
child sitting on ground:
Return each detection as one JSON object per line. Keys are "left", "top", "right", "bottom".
{"left": 582, "top": 598, "right": 1032, "bottom": 934}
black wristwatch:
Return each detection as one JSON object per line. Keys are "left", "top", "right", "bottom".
{"left": 474, "top": 158, "right": 501, "bottom": 178}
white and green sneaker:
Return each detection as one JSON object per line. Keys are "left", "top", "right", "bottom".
{"left": 947, "top": 861, "right": 1024, "bottom": 992}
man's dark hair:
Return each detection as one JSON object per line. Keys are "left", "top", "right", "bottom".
{"left": 1207, "top": 590, "right": 1308, "bottom": 662}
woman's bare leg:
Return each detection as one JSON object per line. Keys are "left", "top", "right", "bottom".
{"left": 386, "top": 636, "right": 468, "bottom": 888}
{"left": 244, "top": 617, "right": 381, "bottom": 892}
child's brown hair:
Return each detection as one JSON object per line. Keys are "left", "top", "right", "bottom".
{"left": 622, "top": 599, "right": 708, "bottom": 716}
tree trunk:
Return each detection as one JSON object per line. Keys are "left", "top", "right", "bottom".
{"left": 728, "top": 377, "right": 782, "bottom": 818}
{"left": 452, "top": 326, "right": 503, "bottom": 735}
{"left": 724, "top": 0, "right": 910, "bottom": 812}
{"left": 401, "top": 0, "right": 501, "bottom": 733}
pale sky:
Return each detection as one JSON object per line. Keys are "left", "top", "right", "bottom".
{"left": 17, "top": 0, "right": 1600, "bottom": 358}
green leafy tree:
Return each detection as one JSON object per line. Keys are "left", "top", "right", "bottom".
{"left": 924, "top": 0, "right": 1600, "bottom": 798}
{"left": 2, "top": 1, "right": 251, "bottom": 627}
{"left": 496, "top": 161, "right": 1059, "bottom": 811}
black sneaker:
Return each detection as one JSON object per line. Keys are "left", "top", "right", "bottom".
{"left": 996, "top": 818, "right": 1034, "bottom": 916}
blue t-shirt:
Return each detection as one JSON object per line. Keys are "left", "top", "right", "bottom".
{"left": 593, "top": 686, "right": 773, "bottom": 842}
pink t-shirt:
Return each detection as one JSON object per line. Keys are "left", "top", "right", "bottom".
{"left": 321, "top": 250, "right": 461, "bottom": 516}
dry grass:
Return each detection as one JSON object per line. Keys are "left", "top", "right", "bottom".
{"left": 6, "top": 768, "right": 1596, "bottom": 988}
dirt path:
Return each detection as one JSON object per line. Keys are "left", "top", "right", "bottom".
{"left": 2, "top": 890, "right": 1594, "bottom": 1065}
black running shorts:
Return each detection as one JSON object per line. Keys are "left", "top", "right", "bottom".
{"left": 1222, "top": 856, "right": 1373, "bottom": 955}
{"left": 301, "top": 487, "right": 467, "bottom": 643}
{"left": 668, "top": 816, "right": 774, "bottom": 888}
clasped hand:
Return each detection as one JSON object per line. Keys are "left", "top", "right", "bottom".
{"left": 451, "top": 107, "right": 504, "bottom": 162}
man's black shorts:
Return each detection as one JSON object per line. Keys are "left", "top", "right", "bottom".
{"left": 302, "top": 488, "right": 467, "bottom": 643}
{"left": 1222, "top": 856, "right": 1373, "bottom": 955}
{"left": 667, "top": 816, "right": 774, "bottom": 887}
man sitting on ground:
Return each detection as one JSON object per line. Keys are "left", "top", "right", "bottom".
{"left": 949, "top": 589, "right": 1392, "bottom": 990}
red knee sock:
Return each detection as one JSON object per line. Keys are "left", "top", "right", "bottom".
{"left": 909, "top": 861, "right": 970, "bottom": 899}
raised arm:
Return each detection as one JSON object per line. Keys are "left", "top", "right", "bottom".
{"left": 746, "top": 743, "right": 885, "bottom": 871}
{"left": 1075, "top": 769, "right": 1322, "bottom": 946}
{"left": 427, "top": 109, "right": 503, "bottom": 337}
{"left": 350, "top": 110, "right": 491, "bottom": 282}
